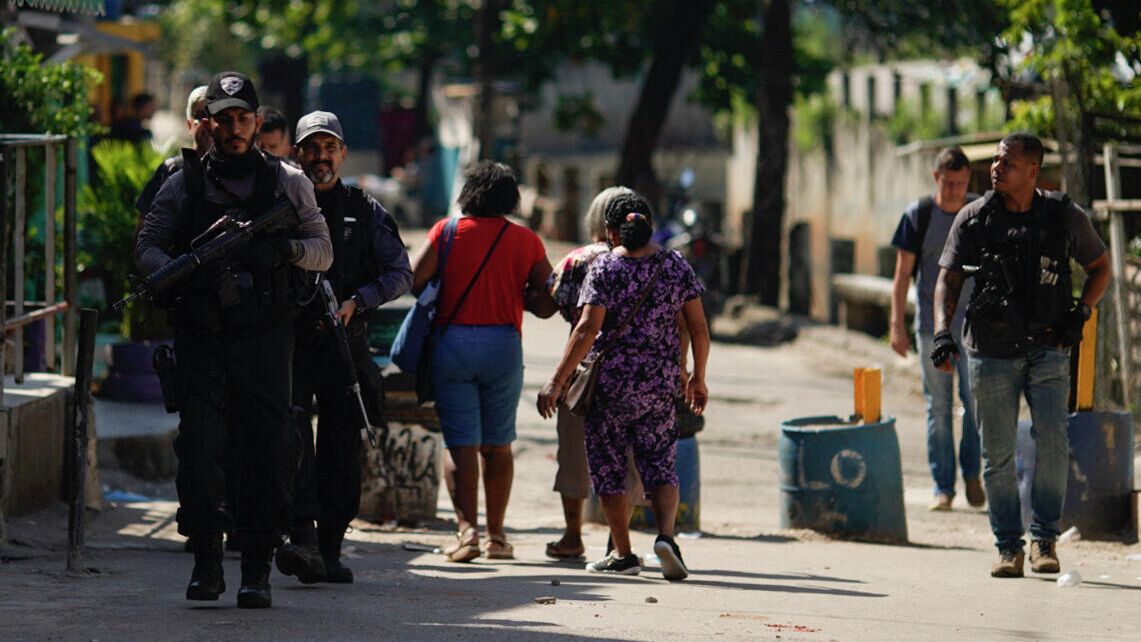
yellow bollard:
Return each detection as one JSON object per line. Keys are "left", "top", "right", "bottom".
{"left": 1075, "top": 308, "right": 1099, "bottom": 411}
{"left": 853, "top": 367, "right": 882, "bottom": 424}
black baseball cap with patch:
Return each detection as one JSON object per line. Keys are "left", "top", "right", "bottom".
{"left": 206, "top": 71, "right": 259, "bottom": 115}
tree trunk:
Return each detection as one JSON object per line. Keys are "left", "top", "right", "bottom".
{"left": 614, "top": 0, "right": 716, "bottom": 199}
{"left": 474, "top": 0, "right": 504, "bottom": 160}
{"left": 744, "top": 0, "right": 794, "bottom": 306}
{"left": 414, "top": 51, "right": 439, "bottom": 141}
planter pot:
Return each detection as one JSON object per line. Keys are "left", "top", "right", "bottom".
{"left": 100, "top": 340, "right": 170, "bottom": 403}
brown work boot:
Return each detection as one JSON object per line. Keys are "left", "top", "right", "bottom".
{"left": 964, "top": 479, "right": 986, "bottom": 508}
{"left": 990, "top": 549, "right": 1025, "bottom": 578}
{"left": 928, "top": 493, "right": 954, "bottom": 511}
{"left": 1029, "top": 540, "right": 1060, "bottom": 573}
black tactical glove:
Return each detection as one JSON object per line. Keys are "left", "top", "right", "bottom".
{"left": 1056, "top": 301, "right": 1092, "bottom": 348}
{"left": 930, "top": 329, "right": 960, "bottom": 368}
{"left": 239, "top": 235, "right": 293, "bottom": 271}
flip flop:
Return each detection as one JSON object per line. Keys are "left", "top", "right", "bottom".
{"left": 544, "top": 540, "right": 586, "bottom": 561}
{"left": 484, "top": 534, "right": 515, "bottom": 560}
{"left": 442, "top": 527, "right": 480, "bottom": 563}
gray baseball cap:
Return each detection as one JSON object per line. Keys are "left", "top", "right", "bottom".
{"left": 295, "top": 111, "right": 344, "bottom": 144}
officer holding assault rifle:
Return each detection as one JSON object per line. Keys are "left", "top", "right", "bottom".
{"left": 130, "top": 72, "right": 411, "bottom": 608}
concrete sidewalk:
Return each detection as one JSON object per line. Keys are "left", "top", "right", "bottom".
{"left": 1, "top": 505, "right": 1138, "bottom": 641}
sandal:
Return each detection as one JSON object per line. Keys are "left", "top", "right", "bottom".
{"left": 484, "top": 534, "right": 515, "bottom": 560}
{"left": 442, "top": 527, "right": 480, "bottom": 563}
{"left": 544, "top": 540, "right": 586, "bottom": 561}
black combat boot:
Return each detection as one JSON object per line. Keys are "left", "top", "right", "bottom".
{"left": 318, "top": 524, "right": 353, "bottom": 584}
{"left": 275, "top": 520, "right": 327, "bottom": 584}
{"left": 236, "top": 546, "right": 273, "bottom": 608}
{"left": 186, "top": 533, "right": 226, "bottom": 601}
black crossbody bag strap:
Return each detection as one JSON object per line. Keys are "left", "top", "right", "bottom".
{"left": 437, "top": 219, "right": 511, "bottom": 335}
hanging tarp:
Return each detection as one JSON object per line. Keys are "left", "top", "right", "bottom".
{"left": 13, "top": 0, "right": 105, "bottom": 15}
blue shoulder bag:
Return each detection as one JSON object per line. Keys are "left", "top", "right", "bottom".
{"left": 389, "top": 218, "right": 458, "bottom": 374}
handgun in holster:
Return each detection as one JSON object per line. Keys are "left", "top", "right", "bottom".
{"left": 153, "top": 344, "right": 179, "bottom": 413}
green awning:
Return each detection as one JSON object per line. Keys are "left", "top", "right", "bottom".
{"left": 13, "top": 0, "right": 105, "bottom": 15}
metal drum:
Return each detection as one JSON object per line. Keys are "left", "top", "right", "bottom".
{"left": 779, "top": 415, "right": 908, "bottom": 543}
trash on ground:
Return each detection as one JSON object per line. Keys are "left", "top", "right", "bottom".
{"left": 401, "top": 542, "right": 442, "bottom": 554}
{"left": 676, "top": 531, "right": 702, "bottom": 540}
{"left": 1058, "top": 526, "right": 1081, "bottom": 544}
{"left": 550, "top": 579, "right": 561, "bottom": 586}
{"left": 1124, "top": 553, "right": 1141, "bottom": 561}
{"left": 1057, "top": 571, "right": 1082, "bottom": 587}
{"left": 645, "top": 596, "right": 658, "bottom": 603}
{"left": 534, "top": 596, "right": 557, "bottom": 605}
{"left": 102, "top": 489, "right": 153, "bottom": 503}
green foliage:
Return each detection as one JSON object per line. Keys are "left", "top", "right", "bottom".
{"left": 0, "top": 28, "right": 102, "bottom": 137}
{"left": 552, "top": 91, "right": 605, "bottom": 137}
{"left": 79, "top": 141, "right": 163, "bottom": 336}
{"left": 1002, "top": 0, "right": 1141, "bottom": 134}
{"left": 885, "top": 98, "right": 947, "bottom": 144}
{"left": 792, "top": 93, "right": 836, "bottom": 153}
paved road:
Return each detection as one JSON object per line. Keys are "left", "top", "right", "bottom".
{"left": 2, "top": 232, "right": 1139, "bottom": 641}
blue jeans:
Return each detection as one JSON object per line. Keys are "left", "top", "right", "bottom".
{"left": 968, "top": 346, "right": 1070, "bottom": 551}
{"left": 917, "top": 332, "right": 980, "bottom": 495}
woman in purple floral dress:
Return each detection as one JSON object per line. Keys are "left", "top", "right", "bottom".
{"left": 538, "top": 191, "right": 710, "bottom": 580}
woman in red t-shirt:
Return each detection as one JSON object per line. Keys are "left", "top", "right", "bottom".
{"left": 410, "top": 161, "right": 555, "bottom": 562}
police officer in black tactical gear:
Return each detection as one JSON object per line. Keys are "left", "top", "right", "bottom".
{"left": 933, "top": 133, "right": 1112, "bottom": 580}
{"left": 273, "top": 110, "right": 412, "bottom": 585}
{"left": 135, "top": 71, "right": 333, "bottom": 608}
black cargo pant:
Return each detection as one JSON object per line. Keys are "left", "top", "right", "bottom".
{"left": 172, "top": 320, "right": 296, "bottom": 549}
{"left": 290, "top": 318, "right": 384, "bottom": 534}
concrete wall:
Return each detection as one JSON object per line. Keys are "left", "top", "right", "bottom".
{"left": 0, "top": 374, "right": 99, "bottom": 543}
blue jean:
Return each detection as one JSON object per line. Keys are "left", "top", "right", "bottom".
{"left": 917, "top": 332, "right": 980, "bottom": 495}
{"left": 431, "top": 324, "right": 523, "bottom": 447}
{"left": 968, "top": 346, "right": 1070, "bottom": 551}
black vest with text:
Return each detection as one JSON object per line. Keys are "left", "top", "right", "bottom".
{"left": 964, "top": 190, "right": 1073, "bottom": 352}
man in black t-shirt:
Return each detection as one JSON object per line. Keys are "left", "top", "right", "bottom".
{"left": 933, "top": 133, "right": 1112, "bottom": 579}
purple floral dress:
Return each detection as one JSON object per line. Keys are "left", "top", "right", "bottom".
{"left": 577, "top": 249, "right": 704, "bottom": 495}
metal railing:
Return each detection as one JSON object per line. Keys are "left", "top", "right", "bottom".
{"left": 0, "top": 134, "right": 80, "bottom": 398}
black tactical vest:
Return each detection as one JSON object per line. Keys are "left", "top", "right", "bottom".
{"left": 170, "top": 148, "right": 302, "bottom": 328}
{"left": 317, "top": 182, "right": 381, "bottom": 305}
{"left": 965, "top": 190, "right": 1073, "bottom": 351}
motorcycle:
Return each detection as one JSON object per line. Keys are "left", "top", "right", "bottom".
{"left": 653, "top": 169, "right": 728, "bottom": 322}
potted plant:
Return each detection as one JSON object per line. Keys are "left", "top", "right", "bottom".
{"left": 79, "top": 139, "right": 170, "bottom": 401}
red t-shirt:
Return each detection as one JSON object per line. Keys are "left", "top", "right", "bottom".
{"left": 426, "top": 216, "right": 547, "bottom": 332}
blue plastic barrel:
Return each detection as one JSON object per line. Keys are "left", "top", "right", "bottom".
{"left": 779, "top": 415, "right": 908, "bottom": 543}
{"left": 1019, "top": 411, "right": 1136, "bottom": 540}
{"left": 626, "top": 436, "right": 701, "bottom": 532}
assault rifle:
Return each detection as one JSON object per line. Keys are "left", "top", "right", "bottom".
{"left": 112, "top": 195, "right": 297, "bottom": 311}
{"left": 318, "top": 278, "right": 381, "bottom": 448}
{"left": 963, "top": 250, "right": 1031, "bottom": 348}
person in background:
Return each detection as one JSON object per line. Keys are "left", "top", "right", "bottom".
{"left": 110, "top": 92, "right": 156, "bottom": 144}
{"left": 544, "top": 186, "right": 649, "bottom": 562}
{"left": 889, "top": 146, "right": 983, "bottom": 512}
{"left": 135, "top": 86, "right": 212, "bottom": 223}
{"left": 408, "top": 160, "right": 556, "bottom": 562}
{"left": 537, "top": 191, "right": 709, "bottom": 581}
{"left": 257, "top": 106, "right": 296, "bottom": 166}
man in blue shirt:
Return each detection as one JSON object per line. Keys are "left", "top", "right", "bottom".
{"left": 889, "top": 147, "right": 983, "bottom": 512}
